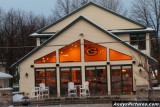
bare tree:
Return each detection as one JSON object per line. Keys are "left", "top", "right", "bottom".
{"left": 0, "top": 8, "right": 49, "bottom": 86}
{"left": 50, "top": 0, "right": 126, "bottom": 21}
{"left": 95, "top": 0, "right": 126, "bottom": 14}
{"left": 51, "top": 0, "right": 90, "bottom": 20}
{"left": 130, "top": 0, "right": 160, "bottom": 84}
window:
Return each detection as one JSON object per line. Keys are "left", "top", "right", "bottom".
{"left": 111, "top": 65, "right": 133, "bottom": 95}
{"left": 59, "top": 40, "right": 81, "bottom": 62}
{"left": 34, "top": 51, "right": 56, "bottom": 64}
{"left": 85, "top": 66, "right": 107, "bottom": 95}
{"left": 40, "top": 37, "right": 50, "bottom": 44}
{"left": 110, "top": 49, "right": 132, "bottom": 61}
{"left": 84, "top": 40, "right": 107, "bottom": 62}
{"left": 130, "top": 34, "right": 146, "bottom": 50}
{"left": 35, "top": 68, "right": 57, "bottom": 96}
{"left": 60, "top": 67, "right": 81, "bottom": 96}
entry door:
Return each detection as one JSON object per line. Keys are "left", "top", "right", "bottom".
{"left": 85, "top": 66, "right": 107, "bottom": 95}
{"left": 60, "top": 67, "right": 81, "bottom": 96}
{"left": 35, "top": 68, "right": 57, "bottom": 96}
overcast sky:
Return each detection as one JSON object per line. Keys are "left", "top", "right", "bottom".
{"left": 0, "top": 0, "right": 133, "bottom": 17}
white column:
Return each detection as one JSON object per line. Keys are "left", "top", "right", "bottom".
{"left": 107, "top": 48, "right": 111, "bottom": 95}
{"left": 81, "top": 38, "right": 85, "bottom": 83}
{"left": 56, "top": 50, "right": 60, "bottom": 97}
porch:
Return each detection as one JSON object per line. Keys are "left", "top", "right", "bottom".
{"left": 13, "top": 95, "right": 137, "bottom": 106}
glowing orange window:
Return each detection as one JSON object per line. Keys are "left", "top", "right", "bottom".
{"left": 34, "top": 51, "right": 56, "bottom": 64}
{"left": 84, "top": 40, "right": 107, "bottom": 62}
{"left": 110, "top": 49, "right": 132, "bottom": 61}
{"left": 59, "top": 40, "right": 81, "bottom": 62}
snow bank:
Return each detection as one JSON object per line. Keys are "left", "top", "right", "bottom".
{"left": 13, "top": 94, "right": 24, "bottom": 102}
{"left": 0, "top": 72, "right": 13, "bottom": 79}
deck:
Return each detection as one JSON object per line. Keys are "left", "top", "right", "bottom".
{"left": 13, "top": 95, "right": 138, "bottom": 106}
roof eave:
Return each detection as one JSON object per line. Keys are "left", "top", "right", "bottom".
{"left": 11, "top": 16, "right": 157, "bottom": 69}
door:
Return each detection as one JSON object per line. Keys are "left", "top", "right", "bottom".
{"left": 60, "top": 67, "right": 81, "bottom": 96}
{"left": 35, "top": 68, "right": 57, "bottom": 96}
{"left": 85, "top": 66, "right": 107, "bottom": 96}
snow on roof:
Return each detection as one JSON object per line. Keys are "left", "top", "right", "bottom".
{"left": 30, "top": 32, "right": 55, "bottom": 37}
{"left": 0, "top": 72, "right": 13, "bottom": 79}
{"left": 110, "top": 27, "right": 155, "bottom": 33}
{"left": 0, "top": 88, "right": 13, "bottom": 91}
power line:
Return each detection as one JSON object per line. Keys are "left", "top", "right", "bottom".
{"left": 0, "top": 38, "right": 158, "bottom": 49}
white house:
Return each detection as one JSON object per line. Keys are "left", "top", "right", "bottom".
{"left": 11, "top": 2, "right": 157, "bottom": 97}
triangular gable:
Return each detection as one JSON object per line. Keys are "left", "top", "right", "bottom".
{"left": 37, "top": 2, "right": 146, "bottom": 34}
{"left": 110, "top": 49, "right": 132, "bottom": 61}
{"left": 11, "top": 16, "right": 156, "bottom": 68}
{"left": 34, "top": 51, "right": 56, "bottom": 64}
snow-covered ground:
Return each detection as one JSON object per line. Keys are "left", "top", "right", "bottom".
{"left": 13, "top": 94, "right": 24, "bottom": 102}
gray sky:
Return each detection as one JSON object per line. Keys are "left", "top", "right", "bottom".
{"left": 0, "top": 0, "right": 133, "bottom": 17}
{"left": 0, "top": 0, "right": 57, "bottom": 16}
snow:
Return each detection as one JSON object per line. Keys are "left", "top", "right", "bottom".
{"left": 153, "top": 86, "right": 160, "bottom": 90}
{"left": 30, "top": 32, "right": 55, "bottom": 37}
{"left": 0, "top": 88, "right": 12, "bottom": 91}
{"left": 0, "top": 72, "right": 13, "bottom": 79}
{"left": 110, "top": 27, "right": 155, "bottom": 33}
{"left": 13, "top": 94, "right": 24, "bottom": 102}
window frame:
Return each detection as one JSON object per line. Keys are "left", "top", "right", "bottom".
{"left": 130, "top": 33, "right": 146, "bottom": 50}
{"left": 110, "top": 64, "right": 133, "bottom": 95}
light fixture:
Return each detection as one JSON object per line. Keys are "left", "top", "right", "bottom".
{"left": 122, "top": 69, "right": 126, "bottom": 72}
{"left": 56, "top": 64, "right": 59, "bottom": 67}
{"left": 107, "top": 62, "right": 110, "bottom": 65}
{"left": 25, "top": 73, "right": 28, "bottom": 78}
{"left": 30, "top": 65, "right": 34, "bottom": 68}
{"left": 132, "top": 61, "right": 136, "bottom": 64}
{"left": 79, "top": 33, "right": 84, "bottom": 37}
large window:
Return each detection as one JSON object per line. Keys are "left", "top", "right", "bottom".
{"left": 130, "top": 34, "right": 146, "bottom": 50}
{"left": 60, "top": 67, "right": 81, "bottom": 96}
{"left": 35, "top": 68, "right": 57, "bottom": 96}
{"left": 84, "top": 40, "right": 107, "bottom": 62}
{"left": 59, "top": 40, "right": 81, "bottom": 62}
{"left": 111, "top": 65, "right": 133, "bottom": 95}
{"left": 85, "top": 66, "right": 107, "bottom": 95}
{"left": 110, "top": 49, "right": 132, "bottom": 61}
{"left": 34, "top": 51, "right": 56, "bottom": 64}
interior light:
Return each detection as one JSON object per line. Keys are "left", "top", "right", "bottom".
{"left": 122, "top": 69, "right": 126, "bottom": 72}
{"left": 63, "top": 55, "right": 68, "bottom": 56}
{"left": 61, "top": 52, "right": 63, "bottom": 54}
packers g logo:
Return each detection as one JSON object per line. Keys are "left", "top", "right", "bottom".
{"left": 85, "top": 47, "right": 98, "bottom": 56}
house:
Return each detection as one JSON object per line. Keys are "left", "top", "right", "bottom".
{"left": 11, "top": 2, "right": 156, "bottom": 97}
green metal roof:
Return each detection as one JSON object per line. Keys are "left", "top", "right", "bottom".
{"left": 11, "top": 16, "right": 156, "bottom": 68}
